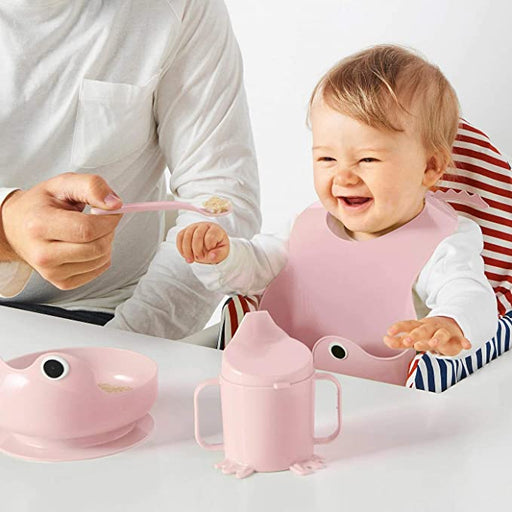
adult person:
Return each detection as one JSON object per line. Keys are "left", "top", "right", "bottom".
{"left": 0, "top": 0, "right": 261, "bottom": 339}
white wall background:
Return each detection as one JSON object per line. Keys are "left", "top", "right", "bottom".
{"left": 224, "top": 0, "right": 512, "bottom": 232}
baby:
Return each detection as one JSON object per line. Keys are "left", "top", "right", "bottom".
{"left": 177, "top": 45, "right": 497, "bottom": 372}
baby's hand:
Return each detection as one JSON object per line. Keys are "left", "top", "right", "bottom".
{"left": 383, "top": 316, "right": 471, "bottom": 356}
{"left": 177, "top": 222, "right": 230, "bottom": 264}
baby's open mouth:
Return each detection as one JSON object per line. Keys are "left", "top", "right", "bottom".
{"left": 339, "top": 196, "right": 372, "bottom": 206}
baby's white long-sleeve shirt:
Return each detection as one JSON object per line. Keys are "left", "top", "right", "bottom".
{"left": 191, "top": 214, "right": 498, "bottom": 352}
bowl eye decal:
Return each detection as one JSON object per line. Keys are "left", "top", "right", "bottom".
{"left": 41, "top": 356, "right": 70, "bottom": 380}
{"left": 329, "top": 344, "right": 347, "bottom": 360}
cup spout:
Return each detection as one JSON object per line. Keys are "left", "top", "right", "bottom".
{"left": 233, "top": 310, "right": 289, "bottom": 348}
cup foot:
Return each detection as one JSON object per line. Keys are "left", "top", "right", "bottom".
{"left": 289, "top": 454, "right": 325, "bottom": 475}
{"left": 215, "top": 459, "right": 255, "bottom": 479}
{"left": 214, "top": 453, "right": 325, "bottom": 478}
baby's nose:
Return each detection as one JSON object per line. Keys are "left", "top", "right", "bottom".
{"left": 333, "top": 167, "right": 360, "bottom": 185}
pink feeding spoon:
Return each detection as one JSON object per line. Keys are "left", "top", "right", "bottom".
{"left": 90, "top": 196, "right": 233, "bottom": 218}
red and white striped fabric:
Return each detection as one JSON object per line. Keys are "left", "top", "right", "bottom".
{"left": 438, "top": 120, "right": 512, "bottom": 315}
{"left": 217, "top": 295, "right": 260, "bottom": 349}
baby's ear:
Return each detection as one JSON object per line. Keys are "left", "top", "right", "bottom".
{"left": 422, "top": 154, "right": 446, "bottom": 187}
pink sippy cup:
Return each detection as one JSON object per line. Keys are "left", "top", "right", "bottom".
{"left": 194, "top": 311, "right": 341, "bottom": 478}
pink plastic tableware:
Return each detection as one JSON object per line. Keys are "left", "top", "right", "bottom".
{"left": 312, "top": 335, "right": 414, "bottom": 386}
{"left": 194, "top": 311, "right": 341, "bottom": 478}
{"left": 0, "top": 347, "right": 158, "bottom": 462}
{"left": 90, "top": 199, "right": 232, "bottom": 217}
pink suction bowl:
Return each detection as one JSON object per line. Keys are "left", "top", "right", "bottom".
{"left": 0, "top": 347, "right": 158, "bottom": 462}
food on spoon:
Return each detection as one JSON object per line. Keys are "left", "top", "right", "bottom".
{"left": 202, "top": 196, "right": 231, "bottom": 214}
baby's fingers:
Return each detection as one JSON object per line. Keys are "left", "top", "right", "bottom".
{"left": 180, "top": 226, "right": 199, "bottom": 263}
{"left": 460, "top": 337, "right": 472, "bottom": 350}
{"left": 402, "top": 323, "right": 438, "bottom": 348}
{"left": 176, "top": 230, "right": 185, "bottom": 258}
{"left": 204, "top": 225, "right": 225, "bottom": 250}
{"left": 433, "top": 333, "right": 472, "bottom": 357}
{"left": 383, "top": 334, "right": 409, "bottom": 349}
{"left": 191, "top": 223, "right": 211, "bottom": 260}
{"left": 387, "top": 320, "right": 422, "bottom": 337}
{"left": 203, "top": 226, "right": 228, "bottom": 263}
{"left": 176, "top": 228, "right": 192, "bottom": 262}
{"left": 428, "top": 328, "right": 451, "bottom": 350}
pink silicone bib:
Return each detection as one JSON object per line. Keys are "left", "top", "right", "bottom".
{"left": 260, "top": 194, "right": 458, "bottom": 384}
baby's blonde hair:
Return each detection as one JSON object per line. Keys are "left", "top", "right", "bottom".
{"left": 309, "top": 45, "right": 460, "bottom": 168}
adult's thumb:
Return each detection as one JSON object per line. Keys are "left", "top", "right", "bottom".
{"left": 45, "top": 172, "right": 123, "bottom": 210}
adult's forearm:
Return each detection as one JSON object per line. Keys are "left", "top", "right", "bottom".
{"left": 157, "top": 0, "right": 261, "bottom": 240}
{"left": 108, "top": 0, "right": 262, "bottom": 339}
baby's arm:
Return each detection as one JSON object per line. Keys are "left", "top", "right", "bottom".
{"left": 384, "top": 216, "right": 498, "bottom": 356}
{"left": 177, "top": 221, "right": 289, "bottom": 295}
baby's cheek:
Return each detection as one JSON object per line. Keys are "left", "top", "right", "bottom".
{"left": 312, "top": 176, "right": 327, "bottom": 198}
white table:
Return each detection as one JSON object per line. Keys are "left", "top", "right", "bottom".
{"left": 0, "top": 307, "right": 510, "bottom": 512}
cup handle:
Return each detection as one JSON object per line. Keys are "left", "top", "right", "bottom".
{"left": 193, "top": 377, "right": 224, "bottom": 451}
{"left": 313, "top": 373, "right": 342, "bottom": 444}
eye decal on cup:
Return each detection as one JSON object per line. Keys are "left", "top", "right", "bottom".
{"left": 40, "top": 356, "right": 70, "bottom": 380}
{"left": 329, "top": 343, "right": 348, "bottom": 360}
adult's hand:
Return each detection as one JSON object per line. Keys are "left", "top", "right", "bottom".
{"left": 0, "top": 172, "right": 123, "bottom": 290}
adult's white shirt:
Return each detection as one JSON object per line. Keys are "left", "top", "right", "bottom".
{"left": 0, "top": 0, "right": 261, "bottom": 338}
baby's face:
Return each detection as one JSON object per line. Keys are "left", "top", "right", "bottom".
{"left": 311, "top": 100, "right": 438, "bottom": 240}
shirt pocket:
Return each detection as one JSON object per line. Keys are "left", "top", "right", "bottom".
{"left": 70, "top": 74, "right": 159, "bottom": 168}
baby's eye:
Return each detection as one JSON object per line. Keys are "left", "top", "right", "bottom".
{"left": 360, "top": 157, "right": 378, "bottom": 163}
{"left": 318, "top": 156, "right": 336, "bottom": 162}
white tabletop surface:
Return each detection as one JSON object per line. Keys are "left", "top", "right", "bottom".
{"left": 0, "top": 307, "right": 511, "bottom": 512}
